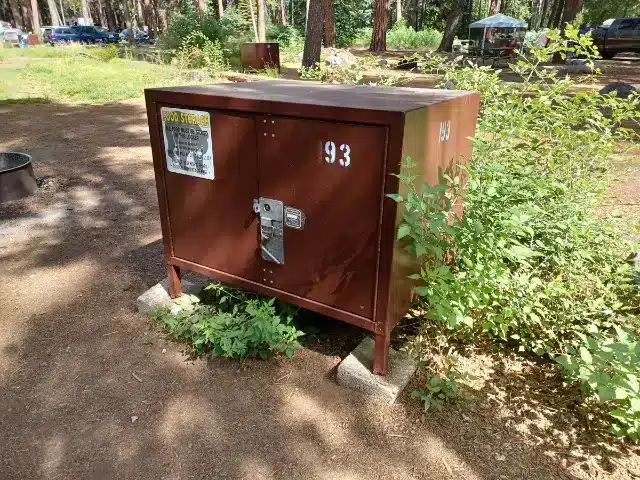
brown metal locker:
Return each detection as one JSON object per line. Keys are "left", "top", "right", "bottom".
{"left": 145, "top": 81, "right": 480, "bottom": 375}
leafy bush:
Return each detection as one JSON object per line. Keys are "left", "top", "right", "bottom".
{"left": 352, "top": 27, "right": 373, "bottom": 47}
{"left": 350, "top": 22, "right": 442, "bottom": 49}
{"left": 334, "top": 0, "right": 372, "bottom": 47}
{"left": 267, "top": 24, "right": 299, "bottom": 46}
{"left": 172, "top": 31, "right": 229, "bottom": 77}
{"left": 556, "top": 325, "right": 640, "bottom": 442}
{"left": 299, "top": 56, "right": 403, "bottom": 85}
{"left": 412, "top": 355, "right": 467, "bottom": 411}
{"left": 387, "top": 21, "right": 441, "bottom": 49}
{"left": 87, "top": 44, "right": 119, "bottom": 62}
{"left": 389, "top": 26, "right": 640, "bottom": 439}
{"left": 160, "top": 10, "right": 224, "bottom": 51}
{"left": 154, "top": 283, "right": 304, "bottom": 360}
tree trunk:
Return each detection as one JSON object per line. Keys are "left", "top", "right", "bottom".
{"left": 19, "top": 0, "right": 32, "bottom": 30}
{"left": 279, "top": 0, "right": 286, "bottom": 24}
{"left": 540, "top": 0, "right": 549, "bottom": 28}
{"left": 559, "top": 0, "right": 583, "bottom": 27}
{"left": 30, "top": 0, "right": 40, "bottom": 30}
{"left": 437, "top": 0, "right": 464, "bottom": 51}
{"left": 248, "top": 0, "right": 258, "bottom": 42}
{"left": 395, "top": 0, "right": 401, "bottom": 21}
{"left": 305, "top": 0, "right": 309, "bottom": 30}
{"left": 105, "top": 0, "right": 117, "bottom": 30}
{"left": 488, "top": 0, "right": 498, "bottom": 14}
{"left": 217, "top": 0, "right": 223, "bottom": 17}
{"left": 552, "top": 0, "right": 583, "bottom": 62}
{"left": 195, "top": 0, "right": 205, "bottom": 16}
{"left": 370, "top": 0, "right": 389, "bottom": 52}
{"left": 123, "top": 0, "right": 133, "bottom": 40}
{"left": 46, "top": 0, "right": 62, "bottom": 25}
{"left": 96, "top": 0, "right": 108, "bottom": 26}
{"left": 81, "top": 0, "right": 92, "bottom": 24}
{"left": 301, "top": 0, "right": 322, "bottom": 67}
{"left": 323, "top": 0, "right": 334, "bottom": 46}
{"left": 550, "top": 0, "right": 564, "bottom": 28}
{"left": 143, "top": 0, "right": 155, "bottom": 35}
{"left": 9, "top": 0, "right": 24, "bottom": 28}
{"left": 257, "top": 0, "right": 266, "bottom": 42}
{"left": 135, "top": 0, "right": 143, "bottom": 25}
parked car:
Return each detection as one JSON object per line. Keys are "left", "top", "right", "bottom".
{"left": 96, "top": 26, "right": 119, "bottom": 43}
{"left": 592, "top": 17, "right": 640, "bottom": 59}
{"left": 1, "top": 28, "right": 25, "bottom": 47}
{"left": 43, "top": 26, "right": 80, "bottom": 44}
{"left": 68, "top": 25, "right": 110, "bottom": 44}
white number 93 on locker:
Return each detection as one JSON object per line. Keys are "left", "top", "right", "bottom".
{"left": 324, "top": 141, "right": 351, "bottom": 167}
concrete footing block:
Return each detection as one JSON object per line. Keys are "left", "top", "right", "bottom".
{"left": 136, "top": 278, "right": 203, "bottom": 316}
{"left": 336, "top": 336, "right": 417, "bottom": 404}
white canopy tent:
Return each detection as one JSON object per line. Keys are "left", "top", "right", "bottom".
{"left": 469, "top": 14, "right": 528, "bottom": 53}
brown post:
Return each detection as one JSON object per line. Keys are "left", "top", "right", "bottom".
{"left": 168, "top": 264, "right": 182, "bottom": 298}
{"left": 373, "top": 332, "right": 390, "bottom": 375}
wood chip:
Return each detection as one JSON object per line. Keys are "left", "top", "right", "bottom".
{"left": 441, "top": 457, "right": 453, "bottom": 476}
{"left": 102, "top": 331, "right": 118, "bottom": 336}
{"left": 132, "top": 372, "right": 142, "bottom": 383}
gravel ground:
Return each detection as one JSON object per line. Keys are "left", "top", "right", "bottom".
{"left": 0, "top": 100, "right": 638, "bottom": 480}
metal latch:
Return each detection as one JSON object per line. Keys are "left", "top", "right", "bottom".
{"left": 254, "top": 198, "right": 306, "bottom": 265}
{"left": 254, "top": 198, "right": 284, "bottom": 264}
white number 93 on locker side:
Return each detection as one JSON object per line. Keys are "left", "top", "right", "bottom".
{"left": 324, "top": 141, "right": 351, "bottom": 167}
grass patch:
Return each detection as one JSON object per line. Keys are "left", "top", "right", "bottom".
{"left": 0, "top": 45, "right": 83, "bottom": 61}
{"left": 0, "top": 55, "right": 207, "bottom": 103}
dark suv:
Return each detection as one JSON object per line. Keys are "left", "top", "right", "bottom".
{"left": 43, "top": 26, "right": 79, "bottom": 44}
{"left": 70, "top": 26, "right": 112, "bottom": 44}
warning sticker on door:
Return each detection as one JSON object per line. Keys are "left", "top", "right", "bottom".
{"left": 161, "top": 107, "right": 214, "bottom": 179}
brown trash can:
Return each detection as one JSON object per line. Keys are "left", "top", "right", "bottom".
{"left": 240, "top": 42, "right": 280, "bottom": 72}
{"left": 144, "top": 81, "right": 480, "bottom": 375}
{"left": 26, "top": 33, "right": 40, "bottom": 46}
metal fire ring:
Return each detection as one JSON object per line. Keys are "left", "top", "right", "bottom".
{"left": 0, "top": 152, "right": 38, "bottom": 203}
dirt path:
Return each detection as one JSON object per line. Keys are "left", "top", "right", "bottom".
{"left": 0, "top": 100, "right": 638, "bottom": 479}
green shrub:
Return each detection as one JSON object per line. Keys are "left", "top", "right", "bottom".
{"left": 172, "top": 31, "right": 229, "bottom": 77}
{"left": 154, "top": 283, "right": 304, "bottom": 360}
{"left": 350, "top": 22, "right": 442, "bottom": 50}
{"left": 352, "top": 27, "right": 373, "bottom": 47}
{"left": 389, "top": 26, "right": 640, "bottom": 440}
{"left": 160, "top": 10, "right": 224, "bottom": 51}
{"left": 299, "top": 56, "right": 403, "bottom": 85}
{"left": 556, "top": 325, "right": 640, "bottom": 442}
{"left": 87, "top": 44, "right": 119, "bottom": 62}
{"left": 387, "top": 21, "right": 441, "bottom": 49}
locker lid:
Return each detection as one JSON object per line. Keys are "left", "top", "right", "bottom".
{"left": 146, "top": 81, "right": 475, "bottom": 115}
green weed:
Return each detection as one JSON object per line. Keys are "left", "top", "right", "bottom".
{"left": 154, "top": 283, "right": 304, "bottom": 360}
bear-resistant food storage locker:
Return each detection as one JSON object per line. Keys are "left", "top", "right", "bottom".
{"left": 144, "top": 82, "right": 480, "bottom": 375}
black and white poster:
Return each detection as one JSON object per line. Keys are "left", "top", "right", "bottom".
{"left": 161, "top": 107, "right": 214, "bottom": 180}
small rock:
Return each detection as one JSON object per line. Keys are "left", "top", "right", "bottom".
{"left": 462, "top": 414, "right": 471, "bottom": 422}
{"left": 378, "top": 58, "right": 389, "bottom": 67}
{"left": 325, "top": 55, "right": 343, "bottom": 66}
{"left": 162, "top": 348, "right": 166, "bottom": 354}
{"left": 495, "top": 453, "right": 506, "bottom": 461}
{"left": 599, "top": 82, "right": 638, "bottom": 99}
{"left": 131, "top": 415, "right": 138, "bottom": 423}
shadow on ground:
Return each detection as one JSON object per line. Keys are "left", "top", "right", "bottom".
{"left": 1, "top": 99, "right": 635, "bottom": 479}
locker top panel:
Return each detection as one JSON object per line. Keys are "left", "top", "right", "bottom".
{"left": 145, "top": 81, "right": 477, "bottom": 125}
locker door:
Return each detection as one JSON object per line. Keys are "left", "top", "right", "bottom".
{"left": 256, "top": 116, "right": 387, "bottom": 319}
{"left": 162, "top": 110, "right": 262, "bottom": 283}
